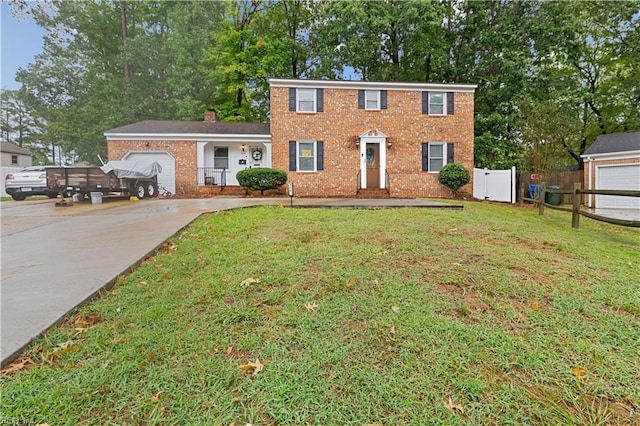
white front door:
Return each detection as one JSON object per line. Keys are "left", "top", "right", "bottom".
{"left": 249, "top": 146, "right": 264, "bottom": 168}
{"left": 359, "top": 130, "right": 387, "bottom": 189}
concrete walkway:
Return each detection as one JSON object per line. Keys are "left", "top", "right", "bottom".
{"left": 1, "top": 197, "right": 457, "bottom": 366}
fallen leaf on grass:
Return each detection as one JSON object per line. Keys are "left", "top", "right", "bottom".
{"left": 391, "top": 306, "right": 401, "bottom": 313}
{"left": 443, "top": 397, "right": 465, "bottom": 415}
{"left": 74, "top": 314, "right": 102, "bottom": 326}
{"left": 139, "top": 353, "right": 155, "bottom": 369}
{"left": 1, "top": 357, "right": 35, "bottom": 375}
{"left": 240, "top": 277, "right": 260, "bottom": 287}
{"left": 74, "top": 327, "right": 88, "bottom": 337}
{"left": 151, "top": 390, "right": 164, "bottom": 402}
{"left": 572, "top": 366, "right": 586, "bottom": 381}
{"left": 226, "top": 346, "right": 234, "bottom": 355}
{"left": 305, "top": 302, "right": 318, "bottom": 313}
{"left": 531, "top": 301, "right": 539, "bottom": 311}
{"left": 390, "top": 325, "right": 396, "bottom": 335}
{"left": 239, "top": 358, "right": 264, "bottom": 376}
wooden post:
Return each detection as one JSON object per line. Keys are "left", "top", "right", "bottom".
{"left": 572, "top": 182, "right": 581, "bottom": 229}
{"left": 518, "top": 175, "right": 524, "bottom": 207}
{"left": 538, "top": 183, "right": 546, "bottom": 215}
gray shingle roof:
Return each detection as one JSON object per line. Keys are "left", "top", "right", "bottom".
{"left": 0, "top": 141, "right": 32, "bottom": 156}
{"left": 104, "top": 120, "right": 270, "bottom": 135}
{"left": 583, "top": 131, "right": 640, "bottom": 156}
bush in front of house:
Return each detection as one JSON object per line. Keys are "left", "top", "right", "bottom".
{"left": 438, "top": 163, "right": 470, "bottom": 197}
{"left": 236, "top": 167, "right": 288, "bottom": 195}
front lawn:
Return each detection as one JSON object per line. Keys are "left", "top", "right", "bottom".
{"left": 2, "top": 203, "right": 639, "bottom": 425}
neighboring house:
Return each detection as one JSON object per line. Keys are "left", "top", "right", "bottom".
{"left": 1, "top": 141, "right": 32, "bottom": 167}
{"left": 105, "top": 79, "right": 477, "bottom": 198}
{"left": 581, "top": 130, "right": 640, "bottom": 209}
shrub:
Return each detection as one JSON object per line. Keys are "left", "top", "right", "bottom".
{"left": 236, "top": 167, "right": 287, "bottom": 195}
{"left": 438, "top": 163, "right": 470, "bottom": 197}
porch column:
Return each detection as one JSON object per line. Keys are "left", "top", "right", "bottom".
{"left": 196, "top": 142, "right": 206, "bottom": 185}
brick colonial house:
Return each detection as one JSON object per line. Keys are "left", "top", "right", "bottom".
{"left": 105, "top": 79, "right": 477, "bottom": 198}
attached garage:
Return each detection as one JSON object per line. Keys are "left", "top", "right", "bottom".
{"left": 582, "top": 131, "right": 640, "bottom": 210}
{"left": 123, "top": 151, "right": 176, "bottom": 195}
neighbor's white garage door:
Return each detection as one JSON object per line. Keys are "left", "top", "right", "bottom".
{"left": 124, "top": 151, "right": 176, "bottom": 195}
{"left": 596, "top": 164, "right": 640, "bottom": 209}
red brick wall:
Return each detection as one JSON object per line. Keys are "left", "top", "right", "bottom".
{"left": 270, "top": 86, "right": 475, "bottom": 198}
{"left": 107, "top": 139, "right": 198, "bottom": 194}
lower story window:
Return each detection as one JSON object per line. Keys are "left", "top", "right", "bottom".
{"left": 214, "top": 147, "right": 229, "bottom": 169}
{"left": 298, "top": 142, "right": 316, "bottom": 172}
{"left": 11, "top": 155, "right": 18, "bottom": 165}
{"left": 429, "top": 143, "right": 445, "bottom": 172}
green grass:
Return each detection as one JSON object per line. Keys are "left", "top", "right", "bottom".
{"left": 2, "top": 202, "right": 639, "bottom": 425}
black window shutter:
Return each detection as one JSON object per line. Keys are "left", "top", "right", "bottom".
{"left": 289, "top": 88, "right": 296, "bottom": 111}
{"left": 289, "top": 141, "right": 297, "bottom": 171}
{"left": 358, "top": 90, "right": 365, "bottom": 109}
{"left": 381, "top": 90, "right": 387, "bottom": 109}
{"left": 447, "top": 92, "right": 454, "bottom": 115}
{"left": 316, "top": 88, "right": 323, "bottom": 112}
{"left": 316, "top": 141, "right": 324, "bottom": 170}
{"left": 447, "top": 143, "right": 454, "bottom": 164}
{"left": 422, "top": 91, "right": 429, "bottom": 114}
{"left": 422, "top": 143, "right": 429, "bottom": 171}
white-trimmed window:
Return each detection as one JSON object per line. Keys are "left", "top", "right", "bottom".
{"left": 214, "top": 146, "right": 229, "bottom": 169}
{"left": 298, "top": 141, "right": 316, "bottom": 171}
{"left": 429, "top": 143, "right": 445, "bottom": 171}
{"left": 422, "top": 142, "right": 454, "bottom": 172}
{"left": 365, "top": 90, "right": 380, "bottom": 110}
{"left": 297, "top": 89, "right": 316, "bottom": 112}
{"left": 429, "top": 92, "right": 445, "bottom": 115}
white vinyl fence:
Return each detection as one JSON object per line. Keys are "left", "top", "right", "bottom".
{"left": 473, "top": 167, "right": 516, "bottom": 203}
{"left": 1, "top": 166, "right": 23, "bottom": 197}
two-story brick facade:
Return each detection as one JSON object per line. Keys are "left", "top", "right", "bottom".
{"left": 270, "top": 79, "right": 476, "bottom": 198}
{"left": 105, "top": 79, "right": 476, "bottom": 198}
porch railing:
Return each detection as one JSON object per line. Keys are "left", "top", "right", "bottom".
{"left": 197, "top": 167, "right": 227, "bottom": 188}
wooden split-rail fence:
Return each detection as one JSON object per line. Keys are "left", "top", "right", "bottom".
{"left": 520, "top": 183, "right": 640, "bottom": 228}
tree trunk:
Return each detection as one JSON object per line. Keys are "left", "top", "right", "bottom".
{"left": 121, "top": 2, "right": 130, "bottom": 82}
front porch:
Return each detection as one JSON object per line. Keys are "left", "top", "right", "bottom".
{"left": 196, "top": 139, "right": 271, "bottom": 187}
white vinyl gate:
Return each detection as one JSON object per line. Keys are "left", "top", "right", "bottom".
{"left": 473, "top": 167, "right": 516, "bottom": 203}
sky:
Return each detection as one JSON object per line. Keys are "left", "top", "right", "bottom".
{"left": 1, "top": 2, "right": 44, "bottom": 90}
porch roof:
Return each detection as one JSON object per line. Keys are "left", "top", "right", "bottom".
{"left": 104, "top": 120, "right": 270, "bottom": 138}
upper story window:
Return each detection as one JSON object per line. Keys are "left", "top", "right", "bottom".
{"left": 289, "top": 88, "right": 324, "bottom": 113}
{"left": 11, "top": 155, "right": 18, "bottom": 165}
{"left": 365, "top": 90, "right": 380, "bottom": 110}
{"left": 429, "top": 93, "right": 445, "bottom": 115}
{"left": 422, "top": 91, "right": 454, "bottom": 115}
{"left": 358, "top": 89, "right": 387, "bottom": 110}
{"left": 297, "top": 89, "right": 316, "bottom": 112}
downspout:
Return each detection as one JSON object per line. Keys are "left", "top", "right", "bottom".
{"left": 586, "top": 156, "right": 593, "bottom": 208}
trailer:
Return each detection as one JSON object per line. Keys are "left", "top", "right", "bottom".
{"left": 46, "top": 160, "right": 163, "bottom": 199}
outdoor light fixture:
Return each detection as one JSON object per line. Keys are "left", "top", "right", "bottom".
{"left": 355, "top": 141, "right": 360, "bottom": 148}
{"left": 387, "top": 141, "right": 392, "bottom": 149}
{"left": 241, "top": 144, "right": 246, "bottom": 153}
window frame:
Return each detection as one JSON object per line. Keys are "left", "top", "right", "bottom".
{"left": 428, "top": 142, "right": 446, "bottom": 172}
{"left": 296, "top": 88, "right": 317, "bottom": 113}
{"left": 296, "top": 140, "right": 317, "bottom": 172}
{"left": 429, "top": 92, "right": 446, "bottom": 115}
{"left": 213, "top": 146, "right": 229, "bottom": 169}
{"left": 11, "top": 155, "right": 18, "bottom": 165}
{"left": 364, "top": 90, "right": 380, "bottom": 110}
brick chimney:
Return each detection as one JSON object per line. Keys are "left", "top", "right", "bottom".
{"left": 204, "top": 110, "right": 218, "bottom": 122}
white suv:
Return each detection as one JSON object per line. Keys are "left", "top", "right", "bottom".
{"left": 4, "top": 166, "right": 59, "bottom": 201}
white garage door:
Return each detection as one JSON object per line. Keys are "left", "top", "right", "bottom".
{"left": 123, "top": 151, "right": 175, "bottom": 195}
{"left": 596, "top": 164, "right": 640, "bottom": 209}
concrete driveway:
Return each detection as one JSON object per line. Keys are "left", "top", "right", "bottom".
{"left": 0, "top": 196, "right": 286, "bottom": 366}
